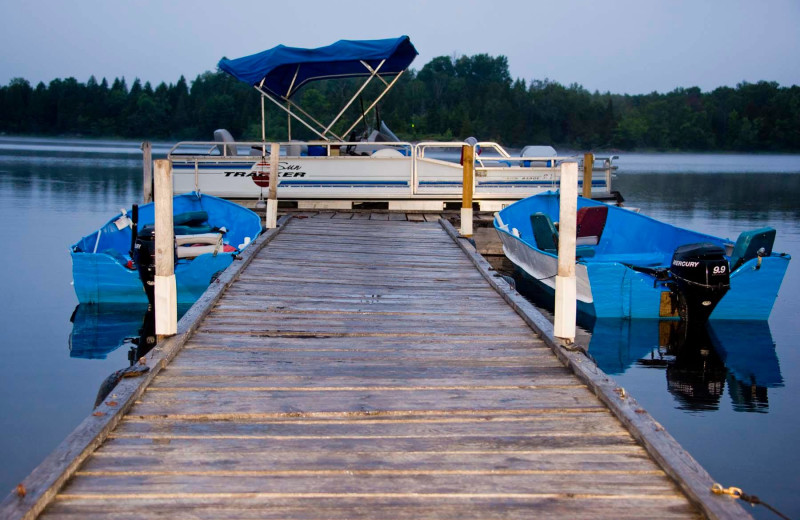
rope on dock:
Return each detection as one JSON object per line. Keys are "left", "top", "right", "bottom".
{"left": 712, "top": 483, "right": 792, "bottom": 520}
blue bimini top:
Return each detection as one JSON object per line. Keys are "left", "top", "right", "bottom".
{"left": 218, "top": 36, "right": 418, "bottom": 99}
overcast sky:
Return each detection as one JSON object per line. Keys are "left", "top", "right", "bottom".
{"left": 1, "top": 0, "right": 798, "bottom": 95}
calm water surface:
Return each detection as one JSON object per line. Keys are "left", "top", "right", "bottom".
{"left": 606, "top": 157, "right": 800, "bottom": 519}
{"left": 1, "top": 141, "right": 799, "bottom": 519}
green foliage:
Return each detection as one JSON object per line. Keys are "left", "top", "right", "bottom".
{"left": 0, "top": 57, "right": 798, "bottom": 151}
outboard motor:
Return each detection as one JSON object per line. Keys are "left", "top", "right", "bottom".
{"left": 670, "top": 243, "right": 730, "bottom": 324}
{"left": 129, "top": 227, "right": 159, "bottom": 363}
{"left": 133, "top": 227, "right": 157, "bottom": 306}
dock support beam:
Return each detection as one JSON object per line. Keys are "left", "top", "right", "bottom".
{"left": 266, "top": 143, "right": 279, "bottom": 229}
{"left": 582, "top": 152, "right": 593, "bottom": 199}
{"left": 554, "top": 161, "right": 577, "bottom": 343}
{"left": 142, "top": 141, "right": 153, "bottom": 204}
{"left": 153, "top": 159, "right": 177, "bottom": 339}
{"left": 460, "top": 144, "right": 474, "bottom": 237}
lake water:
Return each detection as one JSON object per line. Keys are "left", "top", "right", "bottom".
{"left": 600, "top": 157, "right": 800, "bottom": 519}
{"left": 1, "top": 139, "right": 799, "bottom": 519}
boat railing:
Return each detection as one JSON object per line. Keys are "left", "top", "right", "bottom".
{"left": 414, "top": 141, "right": 575, "bottom": 165}
{"left": 582, "top": 154, "right": 619, "bottom": 171}
{"left": 168, "top": 140, "right": 416, "bottom": 159}
{"left": 170, "top": 139, "right": 592, "bottom": 167}
{"left": 167, "top": 140, "right": 612, "bottom": 202}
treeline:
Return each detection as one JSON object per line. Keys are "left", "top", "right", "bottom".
{"left": 1, "top": 54, "right": 798, "bottom": 151}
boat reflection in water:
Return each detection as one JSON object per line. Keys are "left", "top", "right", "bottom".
{"left": 587, "top": 319, "right": 783, "bottom": 413}
{"left": 69, "top": 303, "right": 190, "bottom": 363}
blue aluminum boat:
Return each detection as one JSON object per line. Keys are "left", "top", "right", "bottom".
{"left": 71, "top": 192, "right": 262, "bottom": 304}
{"left": 494, "top": 192, "right": 790, "bottom": 321}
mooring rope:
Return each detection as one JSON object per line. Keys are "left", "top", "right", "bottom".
{"left": 712, "top": 483, "right": 792, "bottom": 520}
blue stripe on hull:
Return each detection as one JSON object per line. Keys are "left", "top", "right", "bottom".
{"left": 72, "top": 252, "right": 235, "bottom": 305}
{"left": 279, "top": 180, "right": 409, "bottom": 187}
{"left": 583, "top": 257, "right": 789, "bottom": 320}
{"left": 518, "top": 254, "right": 790, "bottom": 320}
{"left": 172, "top": 163, "right": 255, "bottom": 170}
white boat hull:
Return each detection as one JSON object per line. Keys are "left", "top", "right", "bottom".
{"left": 169, "top": 141, "right": 614, "bottom": 207}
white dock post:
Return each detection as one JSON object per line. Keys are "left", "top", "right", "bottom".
{"left": 142, "top": 141, "right": 153, "bottom": 204}
{"left": 554, "top": 161, "right": 578, "bottom": 343}
{"left": 266, "top": 142, "right": 279, "bottom": 229}
{"left": 153, "top": 159, "right": 177, "bottom": 339}
{"left": 460, "top": 144, "right": 474, "bottom": 237}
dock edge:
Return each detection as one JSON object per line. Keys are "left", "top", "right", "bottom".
{"left": 0, "top": 216, "right": 293, "bottom": 520}
{"left": 439, "top": 218, "right": 751, "bottom": 520}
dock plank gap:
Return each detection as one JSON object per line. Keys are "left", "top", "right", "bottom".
{"left": 2, "top": 214, "right": 750, "bottom": 519}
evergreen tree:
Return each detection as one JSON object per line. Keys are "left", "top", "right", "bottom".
{"left": 0, "top": 55, "right": 797, "bottom": 151}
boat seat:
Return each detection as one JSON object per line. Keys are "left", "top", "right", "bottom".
{"left": 141, "top": 222, "right": 216, "bottom": 236}
{"left": 142, "top": 211, "right": 218, "bottom": 236}
{"left": 576, "top": 205, "right": 608, "bottom": 246}
{"left": 308, "top": 145, "right": 327, "bottom": 156}
{"left": 214, "top": 129, "right": 238, "bottom": 156}
{"left": 530, "top": 213, "right": 558, "bottom": 253}
{"left": 730, "top": 227, "right": 776, "bottom": 270}
{"left": 176, "top": 233, "right": 223, "bottom": 259}
{"left": 174, "top": 211, "right": 209, "bottom": 226}
{"left": 529, "top": 212, "right": 595, "bottom": 258}
{"left": 173, "top": 224, "right": 214, "bottom": 235}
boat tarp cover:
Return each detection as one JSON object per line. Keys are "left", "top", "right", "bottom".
{"left": 218, "top": 36, "right": 418, "bottom": 98}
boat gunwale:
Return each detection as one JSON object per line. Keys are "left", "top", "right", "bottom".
{"left": 442, "top": 218, "right": 752, "bottom": 519}
{"left": 1, "top": 217, "right": 292, "bottom": 520}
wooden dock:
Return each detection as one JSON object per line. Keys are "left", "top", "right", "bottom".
{"left": 4, "top": 213, "right": 748, "bottom": 519}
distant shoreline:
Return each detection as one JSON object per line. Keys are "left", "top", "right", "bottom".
{"left": 3, "top": 133, "right": 800, "bottom": 157}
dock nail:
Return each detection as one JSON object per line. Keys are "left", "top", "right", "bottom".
{"left": 15, "top": 483, "right": 26, "bottom": 497}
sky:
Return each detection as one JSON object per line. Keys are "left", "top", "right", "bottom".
{"left": 1, "top": 0, "right": 799, "bottom": 95}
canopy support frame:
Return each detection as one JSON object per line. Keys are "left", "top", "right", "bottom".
{"left": 255, "top": 58, "right": 403, "bottom": 142}
{"left": 286, "top": 66, "right": 301, "bottom": 141}
{"left": 256, "top": 87, "right": 336, "bottom": 141}
{"left": 341, "top": 68, "right": 406, "bottom": 139}
{"left": 321, "top": 59, "right": 386, "bottom": 137}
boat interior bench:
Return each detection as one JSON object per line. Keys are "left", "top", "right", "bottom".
{"left": 175, "top": 232, "right": 224, "bottom": 259}
{"left": 529, "top": 209, "right": 607, "bottom": 258}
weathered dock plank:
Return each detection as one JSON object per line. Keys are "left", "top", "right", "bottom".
{"left": 4, "top": 213, "right": 748, "bottom": 519}
{"left": 41, "top": 497, "right": 698, "bottom": 520}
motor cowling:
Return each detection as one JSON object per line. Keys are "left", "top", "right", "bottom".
{"left": 133, "top": 227, "right": 156, "bottom": 305}
{"left": 670, "top": 243, "right": 730, "bottom": 324}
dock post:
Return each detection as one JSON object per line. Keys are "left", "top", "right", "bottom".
{"left": 460, "top": 144, "right": 474, "bottom": 237}
{"left": 582, "top": 152, "right": 593, "bottom": 199}
{"left": 554, "top": 161, "right": 577, "bottom": 343}
{"left": 153, "top": 159, "right": 177, "bottom": 339}
{"left": 266, "top": 142, "right": 279, "bottom": 229}
{"left": 142, "top": 141, "right": 153, "bottom": 204}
